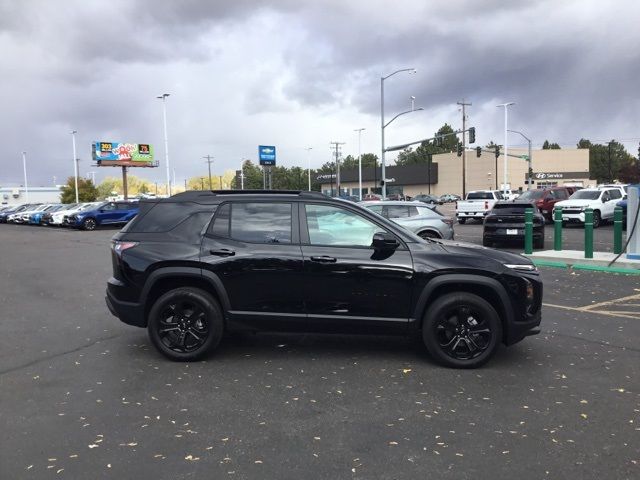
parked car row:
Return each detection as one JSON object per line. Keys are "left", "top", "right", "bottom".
{"left": 0, "top": 201, "right": 140, "bottom": 230}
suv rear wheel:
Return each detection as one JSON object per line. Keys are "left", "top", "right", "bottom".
{"left": 422, "top": 292, "right": 502, "bottom": 368}
{"left": 82, "top": 218, "right": 97, "bottom": 230}
{"left": 148, "top": 287, "right": 224, "bottom": 361}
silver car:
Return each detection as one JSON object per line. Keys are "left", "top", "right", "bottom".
{"left": 361, "top": 201, "right": 454, "bottom": 240}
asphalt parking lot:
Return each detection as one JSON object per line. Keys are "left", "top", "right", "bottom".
{"left": 0, "top": 224, "right": 638, "bottom": 479}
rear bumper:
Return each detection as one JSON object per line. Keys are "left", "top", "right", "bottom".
{"left": 106, "top": 278, "right": 145, "bottom": 327}
{"left": 457, "top": 212, "right": 487, "bottom": 218}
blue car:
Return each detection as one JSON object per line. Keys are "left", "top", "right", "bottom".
{"left": 0, "top": 204, "right": 39, "bottom": 223}
{"left": 29, "top": 204, "right": 64, "bottom": 225}
{"left": 68, "top": 201, "right": 139, "bottom": 230}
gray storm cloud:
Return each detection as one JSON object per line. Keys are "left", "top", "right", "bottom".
{"left": 0, "top": 0, "right": 638, "bottom": 185}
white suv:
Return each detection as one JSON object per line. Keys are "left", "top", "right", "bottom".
{"left": 555, "top": 188, "right": 623, "bottom": 228}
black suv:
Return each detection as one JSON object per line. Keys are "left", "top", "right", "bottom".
{"left": 106, "top": 190, "right": 542, "bottom": 368}
{"left": 483, "top": 201, "right": 546, "bottom": 249}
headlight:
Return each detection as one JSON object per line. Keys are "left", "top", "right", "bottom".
{"left": 505, "top": 264, "right": 537, "bottom": 272}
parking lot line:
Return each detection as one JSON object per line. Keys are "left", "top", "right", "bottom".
{"left": 543, "top": 292, "right": 640, "bottom": 320}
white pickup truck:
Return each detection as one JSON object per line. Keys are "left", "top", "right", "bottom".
{"left": 456, "top": 190, "right": 505, "bottom": 224}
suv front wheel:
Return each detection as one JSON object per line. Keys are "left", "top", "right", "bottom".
{"left": 148, "top": 287, "right": 224, "bottom": 361}
{"left": 422, "top": 292, "right": 502, "bottom": 368}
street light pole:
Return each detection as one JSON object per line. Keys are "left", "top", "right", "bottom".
{"left": 497, "top": 102, "right": 515, "bottom": 195}
{"left": 354, "top": 128, "right": 365, "bottom": 201}
{"left": 157, "top": 93, "right": 171, "bottom": 196}
{"left": 507, "top": 129, "right": 532, "bottom": 190}
{"left": 381, "top": 68, "right": 416, "bottom": 199}
{"left": 22, "top": 151, "right": 29, "bottom": 202}
{"left": 306, "top": 147, "right": 313, "bottom": 191}
{"left": 71, "top": 130, "right": 79, "bottom": 203}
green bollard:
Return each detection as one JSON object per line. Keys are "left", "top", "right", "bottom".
{"left": 584, "top": 208, "right": 594, "bottom": 259}
{"left": 554, "top": 207, "right": 563, "bottom": 251}
{"left": 524, "top": 208, "right": 533, "bottom": 254}
{"left": 613, "top": 206, "right": 623, "bottom": 254}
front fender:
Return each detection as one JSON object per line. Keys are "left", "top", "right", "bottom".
{"left": 412, "top": 273, "right": 513, "bottom": 329}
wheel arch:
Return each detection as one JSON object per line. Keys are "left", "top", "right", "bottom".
{"left": 413, "top": 274, "right": 514, "bottom": 343}
{"left": 417, "top": 228, "right": 442, "bottom": 239}
{"left": 141, "top": 267, "right": 231, "bottom": 326}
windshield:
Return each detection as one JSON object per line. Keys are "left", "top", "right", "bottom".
{"left": 570, "top": 190, "right": 600, "bottom": 200}
{"left": 518, "top": 190, "right": 544, "bottom": 200}
{"left": 491, "top": 203, "right": 533, "bottom": 214}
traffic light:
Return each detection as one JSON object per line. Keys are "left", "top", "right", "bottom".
{"left": 457, "top": 144, "right": 463, "bottom": 157}
{"left": 495, "top": 145, "right": 500, "bottom": 158}
{"left": 476, "top": 146, "right": 482, "bottom": 158}
{"left": 468, "top": 127, "right": 476, "bottom": 144}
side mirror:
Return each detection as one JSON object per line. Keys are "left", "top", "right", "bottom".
{"left": 372, "top": 232, "right": 399, "bottom": 251}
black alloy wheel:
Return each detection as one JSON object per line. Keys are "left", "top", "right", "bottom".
{"left": 148, "top": 287, "right": 223, "bottom": 361}
{"left": 82, "top": 218, "right": 97, "bottom": 231}
{"left": 422, "top": 293, "right": 501, "bottom": 368}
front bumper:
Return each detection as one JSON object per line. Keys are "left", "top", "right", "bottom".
{"left": 562, "top": 212, "right": 585, "bottom": 223}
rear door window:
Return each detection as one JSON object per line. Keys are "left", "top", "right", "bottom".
{"left": 230, "top": 203, "right": 292, "bottom": 244}
{"left": 386, "top": 206, "right": 409, "bottom": 218}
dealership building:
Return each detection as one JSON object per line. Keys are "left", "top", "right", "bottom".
{"left": 318, "top": 148, "right": 591, "bottom": 198}
{"left": 0, "top": 186, "right": 63, "bottom": 206}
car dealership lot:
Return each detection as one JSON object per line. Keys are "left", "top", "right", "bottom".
{"left": 0, "top": 225, "right": 638, "bottom": 479}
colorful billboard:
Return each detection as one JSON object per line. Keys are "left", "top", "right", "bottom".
{"left": 92, "top": 142, "right": 156, "bottom": 167}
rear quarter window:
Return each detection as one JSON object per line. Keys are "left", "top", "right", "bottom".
{"left": 127, "top": 202, "right": 215, "bottom": 236}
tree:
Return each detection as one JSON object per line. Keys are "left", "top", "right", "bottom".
{"left": 395, "top": 123, "right": 461, "bottom": 165}
{"left": 340, "top": 153, "right": 378, "bottom": 170}
{"left": 579, "top": 139, "right": 635, "bottom": 183}
{"left": 95, "top": 174, "right": 154, "bottom": 199}
{"left": 542, "top": 140, "right": 561, "bottom": 149}
{"left": 60, "top": 177, "right": 98, "bottom": 203}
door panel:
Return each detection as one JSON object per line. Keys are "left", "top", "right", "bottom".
{"left": 301, "top": 203, "right": 413, "bottom": 334}
{"left": 200, "top": 202, "right": 306, "bottom": 331}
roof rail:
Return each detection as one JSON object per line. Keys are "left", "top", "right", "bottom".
{"left": 170, "top": 190, "right": 328, "bottom": 199}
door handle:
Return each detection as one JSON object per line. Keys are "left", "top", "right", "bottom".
{"left": 310, "top": 255, "right": 337, "bottom": 263}
{"left": 210, "top": 248, "right": 235, "bottom": 257}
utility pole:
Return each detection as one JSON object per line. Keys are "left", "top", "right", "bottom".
{"left": 203, "top": 155, "right": 214, "bottom": 189}
{"left": 607, "top": 141, "right": 613, "bottom": 183}
{"left": 330, "top": 141, "right": 345, "bottom": 196}
{"left": 22, "top": 151, "right": 29, "bottom": 202}
{"left": 457, "top": 100, "right": 471, "bottom": 198}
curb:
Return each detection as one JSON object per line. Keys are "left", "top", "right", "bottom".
{"left": 531, "top": 258, "right": 640, "bottom": 275}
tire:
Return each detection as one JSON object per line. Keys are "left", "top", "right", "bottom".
{"left": 592, "top": 210, "right": 601, "bottom": 229}
{"left": 148, "top": 287, "right": 224, "bottom": 361}
{"left": 419, "top": 230, "right": 441, "bottom": 240}
{"left": 482, "top": 237, "right": 492, "bottom": 247}
{"left": 82, "top": 218, "right": 97, "bottom": 231}
{"left": 422, "top": 292, "right": 502, "bottom": 368}
{"left": 534, "top": 237, "right": 545, "bottom": 249}
{"left": 458, "top": 217, "right": 466, "bottom": 225}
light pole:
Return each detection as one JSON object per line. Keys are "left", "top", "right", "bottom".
{"left": 22, "top": 151, "right": 29, "bottom": 202}
{"left": 240, "top": 161, "right": 245, "bottom": 190}
{"left": 71, "top": 130, "right": 79, "bottom": 203}
{"left": 410, "top": 96, "right": 415, "bottom": 111}
{"left": 381, "top": 68, "right": 417, "bottom": 199}
{"left": 156, "top": 93, "right": 171, "bottom": 196}
{"left": 497, "top": 102, "right": 515, "bottom": 195}
{"left": 354, "top": 128, "right": 366, "bottom": 201}
{"left": 305, "top": 147, "right": 313, "bottom": 191}
{"left": 507, "top": 129, "right": 532, "bottom": 190}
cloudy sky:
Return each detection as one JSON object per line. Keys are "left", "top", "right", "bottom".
{"left": 1, "top": 0, "right": 639, "bottom": 187}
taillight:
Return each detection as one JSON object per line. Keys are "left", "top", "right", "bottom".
{"left": 112, "top": 241, "right": 138, "bottom": 257}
